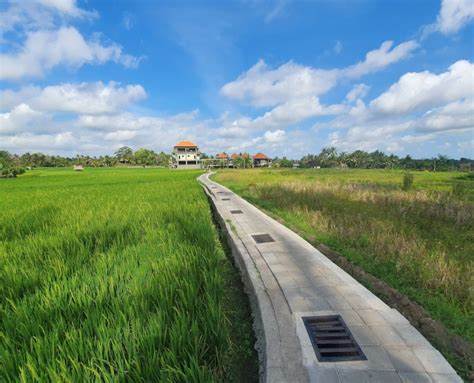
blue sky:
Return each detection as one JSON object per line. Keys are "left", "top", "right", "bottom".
{"left": 0, "top": 0, "right": 473, "bottom": 158}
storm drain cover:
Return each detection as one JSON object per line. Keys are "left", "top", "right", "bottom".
{"left": 252, "top": 234, "right": 275, "bottom": 244}
{"left": 230, "top": 210, "right": 243, "bottom": 214}
{"left": 221, "top": 198, "right": 230, "bottom": 201}
{"left": 303, "top": 315, "right": 366, "bottom": 362}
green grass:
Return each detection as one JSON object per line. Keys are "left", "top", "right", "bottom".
{"left": 214, "top": 168, "right": 473, "bottom": 377}
{"left": 0, "top": 168, "right": 257, "bottom": 382}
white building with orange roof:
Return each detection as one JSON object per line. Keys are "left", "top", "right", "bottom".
{"left": 171, "top": 140, "right": 201, "bottom": 169}
{"left": 253, "top": 152, "right": 271, "bottom": 167}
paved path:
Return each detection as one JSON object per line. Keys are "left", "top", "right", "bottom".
{"left": 199, "top": 173, "right": 462, "bottom": 383}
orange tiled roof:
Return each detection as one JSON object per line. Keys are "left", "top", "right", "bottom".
{"left": 216, "top": 152, "right": 228, "bottom": 159}
{"left": 253, "top": 152, "right": 268, "bottom": 160}
{"left": 231, "top": 153, "right": 239, "bottom": 159}
{"left": 174, "top": 140, "right": 198, "bottom": 148}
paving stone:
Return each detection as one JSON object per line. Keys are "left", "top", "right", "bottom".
{"left": 395, "top": 325, "right": 432, "bottom": 348}
{"left": 338, "top": 309, "right": 365, "bottom": 326}
{"left": 379, "top": 308, "right": 411, "bottom": 325}
{"left": 349, "top": 325, "right": 380, "bottom": 346}
{"left": 399, "top": 372, "right": 433, "bottom": 383}
{"left": 345, "top": 293, "right": 373, "bottom": 309}
{"left": 335, "top": 345, "right": 395, "bottom": 372}
{"left": 412, "top": 348, "right": 458, "bottom": 375}
{"left": 428, "top": 373, "right": 463, "bottom": 382}
{"left": 370, "top": 325, "right": 406, "bottom": 346}
{"left": 290, "top": 297, "right": 316, "bottom": 313}
{"left": 326, "top": 295, "right": 352, "bottom": 310}
{"left": 307, "top": 365, "right": 340, "bottom": 383}
{"left": 385, "top": 346, "right": 426, "bottom": 373}
{"left": 358, "top": 309, "right": 387, "bottom": 325}
{"left": 338, "top": 369, "right": 402, "bottom": 383}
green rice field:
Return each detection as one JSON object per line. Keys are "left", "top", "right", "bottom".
{"left": 0, "top": 168, "right": 257, "bottom": 382}
{"left": 215, "top": 168, "right": 473, "bottom": 377}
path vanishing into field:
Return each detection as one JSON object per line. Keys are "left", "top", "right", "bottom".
{"left": 199, "top": 172, "right": 462, "bottom": 383}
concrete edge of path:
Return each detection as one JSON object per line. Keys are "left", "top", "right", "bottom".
{"left": 199, "top": 174, "right": 308, "bottom": 382}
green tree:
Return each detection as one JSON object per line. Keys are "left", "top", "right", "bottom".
{"left": 134, "top": 148, "right": 157, "bottom": 166}
{"left": 114, "top": 146, "right": 134, "bottom": 164}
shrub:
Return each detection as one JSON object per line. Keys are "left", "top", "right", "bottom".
{"left": 402, "top": 172, "right": 414, "bottom": 191}
{"left": 0, "top": 167, "right": 26, "bottom": 178}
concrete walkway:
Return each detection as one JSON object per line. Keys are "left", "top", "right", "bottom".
{"left": 199, "top": 173, "right": 462, "bottom": 383}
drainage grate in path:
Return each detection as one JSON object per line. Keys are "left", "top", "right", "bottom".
{"left": 303, "top": 315, "right": 366, "bottom": 362}
{"left": 252, "top": 234, "right": 275, "bottom": 244}
{"left": 231, "top": 210, "right": 243, "bottom": 214}
{"left": 221, "top": 198, "right": 230, "bottom": 201}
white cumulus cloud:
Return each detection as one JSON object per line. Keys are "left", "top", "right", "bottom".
{"left": 371, "top": 60, "right": 474, "bottom": 114}
{"left": 0, "top": 27, "right": 141, "bottom": 80}
{"left": 0, "top": 82, "right": 147, "bottom": 114}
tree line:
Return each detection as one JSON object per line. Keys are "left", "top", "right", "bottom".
{"left": 274, "top": 147, "right": 473, "bottom": 171}
{"left": 0, "top": 147, "right": 171, "bottom": 177}
{"left": 1, "top": 146, "right": 472, "bottom": 178}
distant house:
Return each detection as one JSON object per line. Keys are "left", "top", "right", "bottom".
{"left": 73, "top": 165, "right": 84, "bottom": 171}
{"left": 216, "top": 152, "right": 229, "bottom": 161}
{"left": 171, "top": 141, "right": 201, "bottom": 169}
{"left": 253, "top": 153, "right": 271, "bottom": 167}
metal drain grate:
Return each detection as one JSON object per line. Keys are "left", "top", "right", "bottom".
{"left": 221, "top": 198, "right": 230, "bottom": 201}
{"left": 303, "top": 315, "right": 366, "bottom": 362}
{"left": 252, "top": 234, "right": 275, "bottom": 244}
{"left": 230, "top": 210, "right": 243, "bottom": 214}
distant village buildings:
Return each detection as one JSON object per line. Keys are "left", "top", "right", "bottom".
{"left": 171, "top": 141, "right": 201, "bottom": 169}
{"left": 171, "top": 141, "right": 272, "bottom": 169}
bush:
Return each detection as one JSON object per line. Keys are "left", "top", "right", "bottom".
{"left": 402, "top": 172, "right": 414, "bottom": 191}
{"left": 0, "top": 167, "right": 26, "bottom": 178}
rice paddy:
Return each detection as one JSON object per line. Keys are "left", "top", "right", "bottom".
{"left": 0, "top": 168, "right": 258, "bottom": 382}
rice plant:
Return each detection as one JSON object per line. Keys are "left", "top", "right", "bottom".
{"left": 0, "top": 168, "right": 257, "bottom": 382}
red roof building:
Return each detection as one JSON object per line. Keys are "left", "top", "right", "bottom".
{"left": 216, "top": 152, "right": 229, "bottom": 160}
{"left": 172, "top": 140, "right": 200, "bottom": 169}
{"left": 174, "top": 140, "right": 198, "bottom": 148}
{"left": 253, "top": 152, "right": 271, "bottom": 167}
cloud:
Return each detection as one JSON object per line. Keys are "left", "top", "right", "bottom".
{"left": 346, "top": 84, "right": 370, "bottom": 102}
{"left": 414, "top": 98, "right": 474, "bottom": 132}
{"left": 265, "top": 0, "right": 288, "bottom": 23}
{"left": 37, "top": 0, "right": 96, "bottom": 18}
{"left": 0, "top": 82, "right": 147, "bottom": 114}
{"left": 0, "top": 104, "right": 52, "bottom": 134}
{"left": 333, "top": 40, "right": 343, "bottom": 54}
{"left": 1, "top": 132, "right": 76, "bottom": 152}
{"left": 343, "top": 40, "right": 419, "bottom": 78}
{"left": 264, "top": 129, "right": 285, "bottom": 143}
{"left": 221, "top": 59, "right": 338, "bottom": 107}
{"left": 0, "top": 0, "right": 97, "bottom": 36}
{"left": 0, "top": 27, "right": 141, "bottom": 80}
{"left": 370, "top": 60, "right": 474, "bottom": 114}
{"left": 253, "top": 97, "right": 345, "bottom": 129}
{"left": 221, "top": 40, "right": 417, "bottom": 108}
{"left": 122, "top": 12, "right": 135, "bottom": 30}
{"left": 436, "top": 0, "right": 474, "bottom": 34}
{"left": 104, "top": 130, "right": 138, "bottom": 141}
